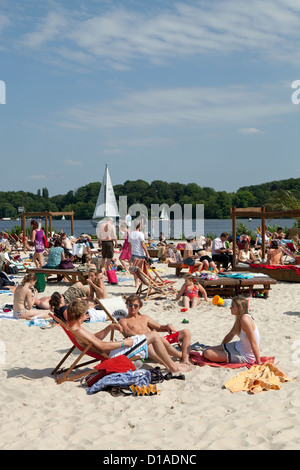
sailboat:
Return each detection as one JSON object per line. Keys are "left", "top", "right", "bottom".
{"left": 160, "top": 206, "right": 169, "bottom": 220}
{"left": 91, "top": 164, "right": 119, "bottom": 227}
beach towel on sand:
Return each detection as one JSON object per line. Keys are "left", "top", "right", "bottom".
{"left": 224, "top": 363, "right": 290, "bottom": 394}
{"left": 189, "top": 351, "right": 275, "bottom": 369}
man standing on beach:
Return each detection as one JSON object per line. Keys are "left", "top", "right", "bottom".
{"left": 96, "top": 218, "right": 118, "bottom": 269}
{"left": 128, "top": 221, "right": 150, "bottom": 262}
{"left": 119, "top": 294, "right": 192, "bottom": 367}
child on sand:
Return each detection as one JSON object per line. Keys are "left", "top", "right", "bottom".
{"left": 175, "top": 274, "right": 208, "bottom": 308}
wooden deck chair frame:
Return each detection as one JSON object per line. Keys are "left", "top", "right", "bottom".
{"left": 98, "top": 296, "right": 128, "bottom": 327}
{"left": 130, "top": 265, "right": 177, "bottom": 301}
{"left": 50, "top": 313, "right": 109, "bottom": 384}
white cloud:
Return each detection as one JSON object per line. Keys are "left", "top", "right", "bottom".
{"left": 23, "top": 11, "right": 67, "bottom": 47}
{"left": 26, "top": 174, "right": 47, "bottom": 180}
{"left": 17, "top": 0, "right": 300, "bottom": 68}
{"left": 61, "top": 84, "right": 296, "bottom": 130}
{"left": 64, "top": 159, "right": 83, "bottom": 166}
{"left": 237, "top": 128, "right": 265, "bottom": 135}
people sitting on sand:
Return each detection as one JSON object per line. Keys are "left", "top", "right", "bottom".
{"left": 158, "top": 232, "right": 167, "bottom": 246}
{"left": 119, "top": 294, "right": 192, "bottom": 366}
{"left": 0, "top": 232, "right": 12, "bottom": 251}
{"left": 255, "top": 227, "right": 271, "bottom": 246}
{"left": 183, "top": 236, "right": 203, "bottom": 272}
{"left": 175, "top": 274, "right": 208, "bottom": 308}
{"left": 272, "top": 227, "right": 286, "bottom": 240}
{"left": 211, "top": 232, "right": 233, "bottom": 271}
{"left": 203, "top": 296, "right": 261, "bottom": 365}
{"left": 195, "top": 242, "right": 219, "bottom": 273}
{"left": 264, "top": 240, "right": 284, "bottom": 266}
{"left": 60, "top": 232, "right": 74, "bottom": 258}
{"left": 86, "top": 268, "right": 108, "bottom": 300}
{"left": 13, "top": 273, "right": 51, "bottom": 320}
{"left": 44, "top": 239, "right": 65, "bottom": 269}
{"left": 49, "top": 292, "right": 110, "bottom": 324}
{"left": 237, "top": 242, "right": 257, "bottom": 265}
{"left": 67, "top": 298, "right": 193, "bottom": 373}
{"left": 292, "top": 235, "right": 300, "bottom": 251}
{"left": 239, "top": 232, "right": 251, "bottom": 243}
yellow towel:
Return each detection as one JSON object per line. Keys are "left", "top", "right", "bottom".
{"left": 224, "top": 362, "right": 290, "bottom": 394}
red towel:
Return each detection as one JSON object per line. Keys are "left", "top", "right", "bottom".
{"left": 189, "top": 351, "right": 275, "bottom": 369}
{"left": 250, "top": 263, "right": 300, "bottom": 275}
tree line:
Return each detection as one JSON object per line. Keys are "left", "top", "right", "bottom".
{"left": 1, "top": 177, "right": 300, "bottom": 220}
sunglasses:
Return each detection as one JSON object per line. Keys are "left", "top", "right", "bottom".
{"left": 128, "top": 303, "right": 139, "bottom": 308}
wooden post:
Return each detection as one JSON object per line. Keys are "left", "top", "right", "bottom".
{"left": 44, "top": 213, "right": 48, "bottom": 239}
{"left": 71, "top": 212, "right": 74, "bottom": 236}
{"left": 49, "top": 212, "right": 53, "bottom": 236}
{"left": 232, "top": 206, "right": 237, "bottom": 270}
{"left": 261, "top": 207, "right": 266, "bottom": 260}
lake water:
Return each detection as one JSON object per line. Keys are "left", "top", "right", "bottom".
{"left": 0, "top": 218, "right": 297, "bottom": 239}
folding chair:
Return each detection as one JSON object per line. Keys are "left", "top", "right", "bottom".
{"left": 50, "top": 313, "right": 109, "bottom": 384}
{"left": 98, "top": 296, "right": 128, "bottom": 323}
{"left": 129, "top": 265, "right": 177, "bottom": 301}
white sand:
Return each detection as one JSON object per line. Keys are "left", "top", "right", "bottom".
{"left": 0, "top": 254, "right": 299, "bottom": 450}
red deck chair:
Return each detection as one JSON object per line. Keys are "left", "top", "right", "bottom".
{"left": 50, "top": 313, "right": 109, "bottom": 384}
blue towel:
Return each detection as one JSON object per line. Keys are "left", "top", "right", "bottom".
{"left": 218, "top": 273, "right": 254, "bottom": 279}
{"left": 87, "top": 369, "right": 151, "bottom": 395}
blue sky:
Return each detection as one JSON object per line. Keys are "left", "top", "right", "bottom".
{"left": 0, "top": 0, "right": 300, "bottom": 196}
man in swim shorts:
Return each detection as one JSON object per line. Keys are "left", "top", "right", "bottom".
{"left": 67, "top": 299, "right": 193, "bottom": 373}
{"left": 119, "top": 294, "right": 192, "bottom": 366}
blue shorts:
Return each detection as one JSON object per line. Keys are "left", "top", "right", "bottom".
{"left": 183, "top": 257, "right": 195, "bottom": 267}
{"left": 222, "top": 342, "right": 246, "bottom": 363}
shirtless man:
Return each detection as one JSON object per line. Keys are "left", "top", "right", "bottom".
{"left": 13, "top": 273, "right": 50, "bottom": 320}
{"left": 119, "top": 294, "right": 192, "bottom": 366}
{"left": 67, "top": 299, "right": 193, "bottom": 374}
{"left": 265, "top": 240, "right": 283, "bottom": 266}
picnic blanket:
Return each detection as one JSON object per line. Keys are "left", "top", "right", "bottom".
{"left": 189, "top": 351, "right": 275, "bottom": 369}
{"left": 224, "top": 362, "right": 290, "bottom": 394}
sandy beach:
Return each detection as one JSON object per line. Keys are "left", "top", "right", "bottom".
{"left": 0, "top": 251, "right": 299, "bottom": 451}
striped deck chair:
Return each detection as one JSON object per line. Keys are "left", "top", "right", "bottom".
{"left": 50, "top": 313, "right": 109, "bottom": 384}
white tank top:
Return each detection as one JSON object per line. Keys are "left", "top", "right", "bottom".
{"left": 235, "top": 314, "right": 260, "bottom": 363}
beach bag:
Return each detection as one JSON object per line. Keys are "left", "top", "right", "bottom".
{"left": 107, "top": 268, "right": 118, "bottom": 284}
{"left": 42, "top": 235, "right": 49, "bottom": 248}
{"left": 5, "top": 263, "right": 18, "bottom": 275}
{"left": 34, "top": 273, "right": 47, "bottom": 293}
{"left": 0, "top": 271, "right": 15, "bottom": 286}
{"left": 59, "top": 259, "right": 75, "bottom": 269}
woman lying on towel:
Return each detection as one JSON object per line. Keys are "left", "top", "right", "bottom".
{"left": 13, "top": 273, "right": 51, "bottom": 320}
{"left": 203, "top": 296, "right": 261, "bottom": 365}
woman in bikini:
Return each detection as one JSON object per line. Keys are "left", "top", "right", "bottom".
{"left": 176, "top": 274, "right": 208, "bottom": 308}
{"left": 13, "top": 273, "right": 51, "bottom": 320}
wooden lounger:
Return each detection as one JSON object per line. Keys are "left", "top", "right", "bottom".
{"left": 168, "top": 261, "right": 222, "bottom": 276}
{"left": 26, "top": 267, "right": 89, "bottom": 285}
{"left": 196, "top": 275, "right": 276, "bottom": 298}
{"left": 167, "top": 262, "right": 191, "bottom": 276}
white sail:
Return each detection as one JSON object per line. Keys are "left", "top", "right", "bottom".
{"left": 92, "top": 165, "right": 119, "bottom": 220}
{"left": 160, "top": 206, "right": 169, "bottom": 220}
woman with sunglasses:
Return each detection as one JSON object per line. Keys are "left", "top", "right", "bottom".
{"left": 203, "top": 296, "right": 261, "bottom": 365}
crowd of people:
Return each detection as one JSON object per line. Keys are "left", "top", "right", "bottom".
{"left": 2, "top": 217, "right": 299, "bottom": 376}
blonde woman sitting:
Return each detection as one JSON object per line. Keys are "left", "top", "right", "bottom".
{"left": 203, "top": 296, "right": 261, "bottom": 365}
